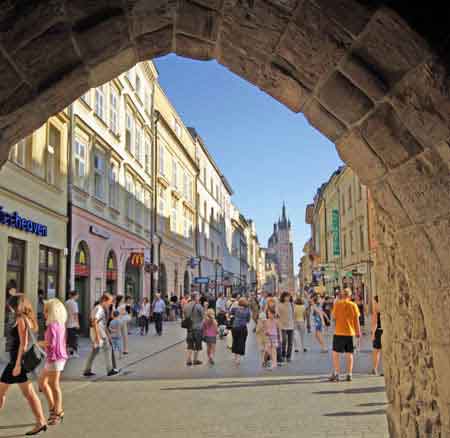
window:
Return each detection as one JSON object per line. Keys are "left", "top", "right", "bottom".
{"left": 145, "top": 135, "right": 152, "bottom": 174}
{"left": 135, "top": 122, "right": 142, "bottom": 163}
{"left": 350, "top": 230, "right": 354, "bottom": 254}
{"left": 171, "top": 198, "right": 177, "bottom": 232}
{"left": 135, "top": 182, "right": 143, "bottom": 225}
{"left": 144, "top": 91, "right": 150, "bottom": 114}
{"left": 126, "top": 173, "right": 134, "bottom": 219}
{"left": 172, "top": 158, "right": 178, "bottom": 188}
{"left": 360, "top": 224, "right": 365, "bottom": 252}
{"left": 215, "top": 184, "right": 219, "bottom": 200}
{"left": 7, "top": 238, "right": 25, "bottom": 297}
{"left": 203, "top": 201, "right": 207, "bottom": 220}
{"left": 94, "top": 150, "right": 105, "bottom": 200}
{"left": 158, "top": 142, "right": 165, "bottom": 176}
{"left": 46, "top": 124, "right": 60, "bottom": 185}
{"left": 358, "top": 183, "right": 363, "bottom": 201}
{"left": 144, "top": 190, "right": 151, "bottom": 232}
{"left": 183, "top": 171, "right": 188, "bottom": 199}
{"left": 10, "top": 138, "right": 27, "bottom": 167}
{"left": 159, "top": 185, "right": 166, "bottom": 231}
{"left": 95, "top": 85, "right": 105, "bottom": 120}
{"left": 135, "top": 74, "right": 142, "bottom": 99}
{"left": 188, "top": 178, "right": 193, "bottom": 203}
{"left": 125, "top": 110, "right": 134, "bottom": 154}
{"left": 204, "top": 236, "right": 208, "bottom": 257}
{"left": 39, "top": 246, "right": 59, "bottom": 299}
{"left": 210, "top": 177, "right": 213, "bottom": 193}
{"left": 210, "top": 242, "right": 214, "bottom": 260}
{"left": 109, "top": 162, "right": 119, "bottom": 209}
{"left": 74, "top": 139, "right": 86, "bottom": 183}
{"left": 183, "top": 208, "right": 188, "bottom": 238}
{"left": 125, "top": 68, "right": 133, "bottom": 85}
{"left": 203, "top": 167, "right": 206, "bottom": 184}
{"left": 109, "top": 87, "right": 119, "bottom": 134}
{"left": 348, "top": 186, "right": 352, "bottom": 210}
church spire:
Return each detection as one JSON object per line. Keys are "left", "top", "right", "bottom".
{"left": 282, "top": 201, "right": 287, "bottom": 222}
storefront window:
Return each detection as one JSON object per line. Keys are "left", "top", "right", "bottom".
{"left": 106, "top": 251, "right": 117, "bottom": 295}
{"left": 39, "top": 246, "right": 59, "bottom": 299}
{"left": 7, "top": 238, "right": 25, "bottom": 294}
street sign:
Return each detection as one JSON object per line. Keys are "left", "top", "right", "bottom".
{"left": 188, "top": 257, "right": 201, "bottom": 269}
{"left": 194, "top": 276, "right": 209, "bottom": 285}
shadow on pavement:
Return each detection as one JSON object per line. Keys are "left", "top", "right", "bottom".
{"left": 313, "top": 386, "right": 385, "bottom": 395}
{"left": 358, "top": 402, "right": 387, "bottom": 407}
{"left": 324, "top": 409, "right": 386, "bottom": 417}
{"left": 0, "top": 425, "right": 33, "bottom": 430}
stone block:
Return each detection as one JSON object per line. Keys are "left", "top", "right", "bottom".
{"left": 339, "top": 54, "right": 388, "bottom": 102}
{"left": 303, "top": 98, "right": 346, "bottom": 142}
{"left": 387, "top": 148, "right": 450, "bottom": 224}
{"left": 0, "top": 83, "right": 35, "bottom": 118}
{"left": 177, "top": 0, "right": 220, "bottom": 41}
{"left": 0, "top": 54, "right": 22, "bottom": 107}
{"left": 424, "top": 216, "right": 450, "bottom": 282}
{"left": 13, "top": 23, "right": 80, "bottom": 90}
{"left": 318, "top": 71, "right": 373, "bottom": 125}
{"left": 136, "top": 26, "right": 174, "bottom": 59}
{"left": 222, "top": 0, "right": 290, "bottom": 55}
{"left": 370, "top": 179, "right": 412, "bottom": 229}
{"left": 175, "top": 34, "right": 215, "bottom": 60}
{"left": 190, "top": 0, "right": 223, "bottom": 11}
{"left": 391, "top": 60, "right": 450, "bottom": 149}
{"left": 360, "top": 103, "right": 423, "bottom": 170}
{"left": 335, "top": 130, "right": 387, "bottom": 184}
{"left": 75, "top": 15, "right": 130, "bottom": 67}
{"left": 67, "top": 0, "right": 124, "bottom": 25}
{"left": 128, "top": 0, "right": 176, "bottom": 37}
{"left": 258, "top": 63, "right": 309, "bottom": 112}
{"left": 0, "top": 0, "right": 65, "bottom": 54}
{"left": 353, "top": 7, "right": 430, "bottom": 88}
{"left": 277, "top": 0, "right": 352, "bottom": 89}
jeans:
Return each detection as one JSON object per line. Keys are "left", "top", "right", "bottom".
{"left": 294, "top": 321, "right": 306, "bottom": 350}
{"left": 84, "top": 339, "right": 113, "bottom": 374}
{"left": 139, "top": 316, "right": 149, "bottom": 334}
{"left": 281, "top": 329, "right": 294, "bottom": 360}
{"left": 67, "top": 327, "right": 79, "bottom": 352}
{"left": 154, "top": 312, "right": 163, "bottom": 335}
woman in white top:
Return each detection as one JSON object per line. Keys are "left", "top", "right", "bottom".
{"left": 138, "top": 298, "right": 151, "bottom": 335}
{"left": 115, "top": 296, "right": 130, "bottom": 355}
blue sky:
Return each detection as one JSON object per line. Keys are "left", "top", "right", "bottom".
{"left": 154, "top": 55, "right": 343, "bottom": 267}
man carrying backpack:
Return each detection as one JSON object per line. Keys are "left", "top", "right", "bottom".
{"left": 183, "top": 292, "right": 204, "bottom": 366}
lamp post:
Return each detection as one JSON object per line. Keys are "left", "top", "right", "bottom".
{"left": 214, "top": 258, "right": 220, "bottom": 300}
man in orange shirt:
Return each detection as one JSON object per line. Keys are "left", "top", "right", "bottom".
{"left": 329, "top": 288, "right": 361, "bottom": 382}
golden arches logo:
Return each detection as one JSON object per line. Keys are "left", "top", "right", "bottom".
{"left": 130, "top": 253, "right": 144, "bottom": 267}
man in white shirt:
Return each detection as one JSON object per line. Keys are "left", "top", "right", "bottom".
{"left": 152, "top": 293, "right": 166, "bottom": 336}
{"left": 65, "top": 291, "right": 80, "bottom": 358}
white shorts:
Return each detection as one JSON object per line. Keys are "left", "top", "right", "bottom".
{"left": 45, "top": 360, "right": 66, "bottom": 372}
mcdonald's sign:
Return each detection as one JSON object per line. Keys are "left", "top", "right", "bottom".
{"left": 130, "top": 253, "right": 144, "bottom": 267}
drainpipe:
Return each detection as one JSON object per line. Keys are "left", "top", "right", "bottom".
{"left": 66, "top": 104, "right": 74, "bottom": 299}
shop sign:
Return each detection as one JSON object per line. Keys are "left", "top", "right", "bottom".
{"left": 332, "top": 209, "right": 340, "bottom": 256}
{"left": 0, "top": 205, "right": 48, "bottom": 237}
{"left": 106, "top": 270, "right": 118, "bottom": 281}
{"left": 89, "top": 225, "right": 110, "bottom": 239}
{"left": 75, "top": 264, "right": 89, "bottom": 277}
{"left": 194, "top": 277, "right": 209, "bottom": 285}
{"left": 130, "top": 252, "right": 144, "bottom": 267}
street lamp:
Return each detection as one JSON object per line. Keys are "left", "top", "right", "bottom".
{"left": 214, "top": 258, "right": 220, "bottom": 300}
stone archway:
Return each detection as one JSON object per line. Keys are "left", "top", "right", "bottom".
{"left": 0, "top": 2, "right": 449, "bottom": 437}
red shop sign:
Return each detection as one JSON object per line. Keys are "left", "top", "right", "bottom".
{"left": 75, "top": 264, "right": 89, "bottom": 277}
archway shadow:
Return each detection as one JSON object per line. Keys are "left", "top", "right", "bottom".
{"left": 313, "top": 386, "right": 385, "bottom": 395}
{"left": 324, "top": 409, "right": 386, "bottom": 417}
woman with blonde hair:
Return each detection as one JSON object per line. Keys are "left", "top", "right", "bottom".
{"left": 39, "top": 298, "right": 68, "bottom": 426}
{"left": 0, "top": 295, "right": 47, "bottom": 435}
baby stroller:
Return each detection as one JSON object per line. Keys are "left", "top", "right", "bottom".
{"left": 217, "top": 311, "right": 228, "bottom": 338}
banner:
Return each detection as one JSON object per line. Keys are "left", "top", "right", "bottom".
{"left": 332, "top": 209, "right": 340, "bottom": 256}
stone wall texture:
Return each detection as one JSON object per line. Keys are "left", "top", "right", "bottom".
{"left": 1, "top": 2, "right": 450, "bottom": 436}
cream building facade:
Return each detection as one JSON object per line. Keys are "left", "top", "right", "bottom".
{"left": 0, "top": 113, "right": 69, "bottom": 348}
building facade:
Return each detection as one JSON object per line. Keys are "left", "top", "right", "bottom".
{"left": 266, "top": 203, "right": 295, "bottom": 293}
{"left": 0, "top": 113, "right": 69, "bottom": 349}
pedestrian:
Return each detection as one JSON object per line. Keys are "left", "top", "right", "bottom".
{"left": 108, "top": 310, "right": 123, "bottom": 359}
{"left": 230, "top": 297, "right": 251, "bottom": 366}
{"left": 329, "top": 288, "right": 361, "bottom": 382}
{"left": 255, "top": 309, "right": 267, "bottom": 367}
{"left": 312, "top": 295, "right": 329, "bottom": 353}
{"left": 38, "top": 298, "right": 68, "bottom": 426}
{"left": 322, "top": 296, "right": 333, "bottom": 335}
{"left": 138, "top": 298, "right": 151, "bottom": 335}
{"left": 356, "top": 294, "right": 366, "bottom": 336}
{"left": 264, "top": 308, "right": 280, "bottom": 370}
{"left": 37, "top": 289, "right": 46, "bottom": 341}
{"left": 371, "top": 295, "right": 383, "bottom": 376}
{"left": 202, "top": 309, "right": 218, "bottom": 365}
{"left": 294, "top": 296, "right": 307, "bottom": 353}
{"left": 0, "top": 295, "right": 47, "bottom": 435}
{"left": 278, "top": 292, "right": 295, "bottom": 363}
{"left": 125, "top": 296, "right": 134, "bottom": 333}
{"left": 152, "top": 293, "right": 166, "bottom": 336}
{"left": 303, "top": 287, "right": 312, "bottom": 333}
{"left": 184, "top": 292, "right": 204, "bottom": 366}
{"left": 249, "top": 293, "right": 260, "bottom": 332}
{"left": 83, "top": 293, "right": 119, "bottom": 377}
{"left": 115, "top": 295, "right": 129, "bottom": 355}
{"left": 215, "top": 292, "right": 227, "bottom": 338}
{"left": 65, "top": 291, "right": 80, "bottom": 358}
{"left": 170, "top": 295, "right": 178, "bottom": 321}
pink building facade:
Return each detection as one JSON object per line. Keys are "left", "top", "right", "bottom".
{"left": 70, "top": 206, "right": 151, "bottom": 333}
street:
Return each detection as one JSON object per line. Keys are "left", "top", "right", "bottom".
{"left": 0, "top": 321, "right": 388, "bottom": 438}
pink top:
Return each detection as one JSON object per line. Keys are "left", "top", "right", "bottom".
{"left": 45, "top": 322, "right": 68, "bottom": 362}
{"left": 202, "top": 320, "right": 218, "bottom": 337}
{"left": 265, "top": 319, "right": 278, "bottom": 337}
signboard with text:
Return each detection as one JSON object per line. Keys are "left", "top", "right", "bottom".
{"left": 194, "top": 277, "right": 209, "bottom": 285}
{"left": 332, "top": 209, "right": 340, "bottom": 256}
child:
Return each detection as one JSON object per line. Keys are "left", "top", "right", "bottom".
{"left": 217, "top": 309, "right": 228, "bottom": 339}
{"left": 264, "top": 309, "right": 280, "bottom": 370}
{"left": 202, "top": 309, "right": 218, "bottom": 365}
{"left": 109, "top": 310, "right": 123, "bottom": 359}
{"left": 255, "top": 310, "right": 268, "bottom": 367}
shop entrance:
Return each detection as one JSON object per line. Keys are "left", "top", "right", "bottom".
{"left": 125, "top": 256, "right": 141, "bottom": 304}
{"left": 6, "top": 238, "right": 25, "bottom": 295}
{"left": 74, "top": 241, "right": 90, "bottom": 336}
{"left": 106, "top": 250, "right": 118, "bottom": 295}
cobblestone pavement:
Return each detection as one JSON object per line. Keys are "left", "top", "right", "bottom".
{"left": 0, "top": 321, "right": 389, "bottom": 438}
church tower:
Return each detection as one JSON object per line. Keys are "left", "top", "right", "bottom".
{"left": 267, "top": 202, "right": 295, "bottom": 293}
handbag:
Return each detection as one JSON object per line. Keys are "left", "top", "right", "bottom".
{"left": 22, "top": 318, "right": 46, "bottom": 373}
{"left": 181, "top": 303, "right": 199, "bottom": 330}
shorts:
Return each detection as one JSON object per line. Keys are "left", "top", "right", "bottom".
{"left": 314, "top": 316, "right": 323, "bottom": 332}
{"left": 187, "top": 329, "right": 203, "bottom": 351}
{"left": 204, "top": 336, "right": 217, "bottom": 345}
{"left": 45, "top": 360, "right": 66, "bottom": 372}
{"left": 373, "top": 329, "right": 383, "bottom": 350}
{"left": 332, "top": 335, "right": 355, "bottom": 353}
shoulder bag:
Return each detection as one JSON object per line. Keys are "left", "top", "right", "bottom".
{"left": 22, "top": 318, "right": 46, "bottom": 373}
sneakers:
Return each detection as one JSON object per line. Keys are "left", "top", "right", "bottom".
{"left": 346, "top": 374, "right": 352, "bottom": 382}
{"left": 209, "top": 358, "right": 215, "bottom": 365}
{"left": 328, "top": 373, "right": 340, "bottom": 382}
{"left": 107, "top": 369, "right": 120, "bottom": 377}
{"left": 294, "top": 349, "right": 299, "bottom": 353}
{"left": 193, "top": 360, "right": 203, "bottom": 366}
{"left": 83, "top": 371, "right": 96, "bottom": 377}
